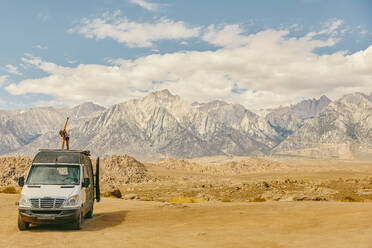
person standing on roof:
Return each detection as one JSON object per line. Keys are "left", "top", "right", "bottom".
{"left": 59, "top": 117, "right": 70, "bottom": 150}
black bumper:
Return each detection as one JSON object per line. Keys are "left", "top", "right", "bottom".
{"left": 19, "top": 208, "right": 80, "bottom": 224}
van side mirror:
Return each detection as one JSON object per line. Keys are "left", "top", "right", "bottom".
{"left": 82, "top": 178, "right": 90, "bottom": 187}
{"left": 18, "top": 176, "right": 25, "bottom": 187}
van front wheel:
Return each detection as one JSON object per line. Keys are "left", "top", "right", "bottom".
{"left": 18, "top": 215, "right": 29, "bottom": 231}
{"left": 86, "top": 204, "right": 93, "bottom": 219}
{"left": 72, "top": 210, "right": 83, "bottom": 230}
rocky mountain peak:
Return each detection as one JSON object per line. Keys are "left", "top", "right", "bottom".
{"left": 265, "top": 95, "right": 331, "bottom": 138}
{"left": 128, "top": 89, "right": 196, "bottom": 122}
{"left": 150, "top": 89, "right": 173, "bottom": 98}
{"left": 319, "top": 95, "right": 331, "bottom": 103}
{"left": 273, "top": 92, "right": 372, "bottom": 159}
{"left": 66, "top": 102, "right": 105, "bottom": 119}
{"left": 338, "top": 92, "right": 371, "bottom": 108}
{"left": 195, "top": 100, "right": 229, "bottom": 111}
{"left": 141, "top": 89, "right": 184, "bottom": 106}
{"left": 78, "top": 101, "right": 101, "bottom": 107}
{"left": 292, "top": 96, "right": 331, "bottom": 115}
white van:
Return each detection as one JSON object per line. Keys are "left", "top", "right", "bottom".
{"left": 17, "top": 149, "right": 100, "bottom": 230}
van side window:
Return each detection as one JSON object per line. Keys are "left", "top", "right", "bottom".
{"left": 86, "top": 158, "right": 93, "bottom": 179}
{"left": 83, "top": 165, "right": 88, "bottom": 178}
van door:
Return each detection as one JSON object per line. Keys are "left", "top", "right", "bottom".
{"left": 86, "top": 159, "right": 94, "bottom": 205}
{"left": 82, "top": 164, "right": 91, "bottom": 214}
{"left": 82, "top": 157, "right": 94, "bottom": 212}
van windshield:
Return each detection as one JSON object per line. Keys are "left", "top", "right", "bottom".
{"left": 26, "top": 164, "right": 80, "bottom": 185}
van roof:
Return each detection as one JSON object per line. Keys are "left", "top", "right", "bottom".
{"left": 33, "top": 149, "right": 91, "bottom": 164}
{"left": 38, "top": 149, "right": 91, "bottom": 155}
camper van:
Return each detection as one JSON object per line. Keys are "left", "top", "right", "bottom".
{"left": 17, "top": 149, "right": 100, "bottom": 230}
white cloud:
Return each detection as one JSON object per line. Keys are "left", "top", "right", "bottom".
{"left": 33, "top": 45, "right": 48, "bottom": 50}
{"left": 7, "top": 22, "right": 372, "bottom": 109}
{"left": 32, "top": 99, "right": 66, "bottom": 108}
{"left": 305, "top": 19, "right": 343, "bottom": 39}
{"left": 5, "top": 65, "right": 22, "bottom": 76}
{"left": 37, "top": 12, "right": 49, "bottom": 22}
{"left": 67, "top": 59, "right": 78, "bottom": 64}
{"left": 104, "top": 57, "right": 127, "bottom": 65}
{"left": 203, "top": 24, "right": 252, "bottom": 48}
{"left": 129, "top": 0, "right": 163, "bottom": 12}
{"left": 69, "top": 11, "right": 200, "bottom": 47}
{"left": 0, "top": 75, "right": 9, "bottom": 86}
{"left": 65, "top": 57, "right": 78, "bottom": 64}
{"left": 204, "top": 19, "right": 344, "bottom": 49}
{"left": 289, "top": 24, "right": 303, "bottom": 32}
{"left": 360, "top": 30, "right": 368, "bottom": 37}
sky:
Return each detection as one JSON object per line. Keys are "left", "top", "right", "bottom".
{"left": 0, "top": 0, "right": 371, "bottom": 110}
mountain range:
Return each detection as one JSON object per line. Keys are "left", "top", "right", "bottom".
{"left": 1, "top": 90, "right": 371, "bottom": 161}
{"left": 273, "top": 92, "right": 372, "bottom": 159}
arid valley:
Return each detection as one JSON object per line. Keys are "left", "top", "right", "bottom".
{"left": 1, "top": 155, "right": 372, "bottom": 248}
{"left": 1, "top": 1, "right": 372, "bottom": 247}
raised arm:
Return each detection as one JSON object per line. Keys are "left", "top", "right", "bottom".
{"left": 63, "top": 117, "right": 70, "bottom": 132}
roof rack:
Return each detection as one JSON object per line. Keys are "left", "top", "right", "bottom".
{"left": 38, "top": 149, "right": 91, "bottom": 156}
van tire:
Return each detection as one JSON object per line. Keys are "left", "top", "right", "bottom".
{"left": 86, "top": 204, "right": 93, "bottom": 218}
{"left": 72, "top": 210, "right": 83, "bottom": 230}
{"left": 18, "top": 215, "right": 29, "bottom": 231}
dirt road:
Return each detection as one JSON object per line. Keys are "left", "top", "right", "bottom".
{"left": 0, "top": 194, "right": 371, "bottom": 248}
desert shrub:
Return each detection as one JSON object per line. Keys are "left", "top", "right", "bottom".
{"left": 140, "top": 197, "right": 153, "bottom": 201}
{"left": 169, "top": 196, "right": 203, "bottom": 203}
{"left": 313, "top": 196, "right": 327, "bottom": 201}
{"left": 103, "top": 189, "right": 122, "bottom": 198}
{"left": 341, "top": 196, "right": 363, "bottom": 202}
{"left": 0, "top": 186, "right": 17, "bottom": 194}
{"left": 251, "top": 196, "right": 266, "bottom": 202}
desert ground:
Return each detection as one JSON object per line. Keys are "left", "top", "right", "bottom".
{"left": 119, "top": 156, "right": 372, "bottom": 203}
{"left": 0, "top": 194, "right": 371, "bottom": 248}
{"left": 1, "top": 156, "right": 372, "bottom": 247}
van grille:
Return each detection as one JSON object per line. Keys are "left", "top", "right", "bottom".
{"left": 31, "top": 210, "right": 62, "bottom": 215}
{"left": 30, "top": 198, "right": 65, "bottom": 209}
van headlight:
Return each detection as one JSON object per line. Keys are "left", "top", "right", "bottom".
{"left": 19, "top": 195, "right": 31, "bottom": 208}
{"left": 63, "top": 195, "right": 80, "bottom": 208}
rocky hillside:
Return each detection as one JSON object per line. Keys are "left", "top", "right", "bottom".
{"left": 152, "top": 157, "right": 290, "bottom": 175}
{"left": 273, "top": 93, "right": 372, "bottom": 159}
{"left": 0, "top": 156, "right": 31, "bottom": 188}
{"left": 0, "top": 155, "right": 148, "bottom": 189}
{"left": 99, "top": 155, "right": 148, "bottom": 187}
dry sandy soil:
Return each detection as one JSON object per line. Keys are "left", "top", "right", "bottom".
{"left": 0, "top": 194, "right": 371, "bottom": 248}
{"left": 122, "top": 157, "right": 372, "bottom": 203}
{"left": 1, "top": 156, "right": 372, "bottom": 247}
